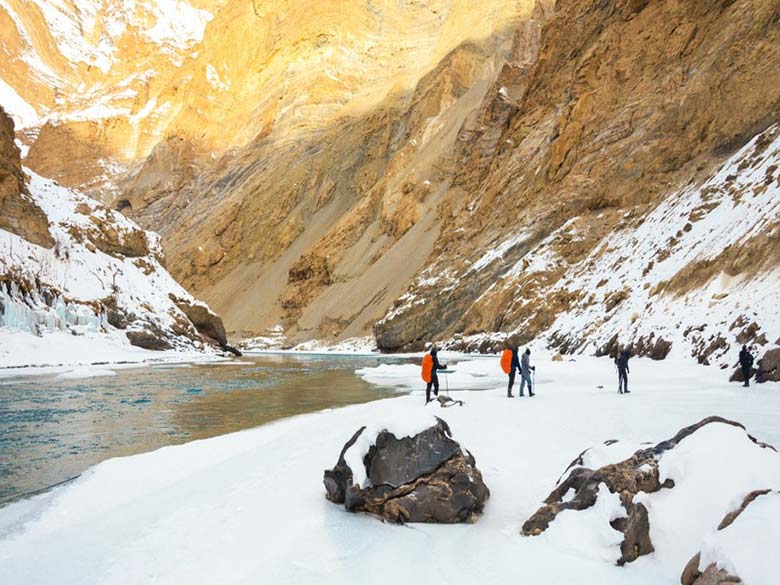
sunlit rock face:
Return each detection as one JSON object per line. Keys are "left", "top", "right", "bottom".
{"left": 1, "top": 0, "right": 535, "bottom": 190}
{"left": 374, "top": 0, "right": 780, "bottom": 362}
{"left": 1, "top": 0, "right": 541, "bottom": 342}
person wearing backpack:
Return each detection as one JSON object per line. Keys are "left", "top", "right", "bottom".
{"left": 615, "top": 349, "right": 631, "bottom": 394}
{"left": 738, "top": 345, "right": 754, "bottom": 387}
{"left": 501, "top": 345, "right": 521, "bottom": 397}
{"left": 421, "top": 347, "right": 448, "bottom": 403}
{"left": 519, "top": 348, "right": 535, "bottom": 397}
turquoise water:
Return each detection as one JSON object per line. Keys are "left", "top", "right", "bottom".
{"left": 0, "top": 354, "right": 405, "bottom": 505}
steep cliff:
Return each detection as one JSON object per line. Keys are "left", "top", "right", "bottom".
{"left": 1, "top": 0, "right": 537, "bottom": 192}
{"left": 3, "top": 0, "right": 779, "bottom": 365}
{"left": 0, "top": 106, "right": 53, "bottom": 247}
{"left": 375, "top": 0, "right": 780, "bottom": 365}
{"left": 117, "top": 0, "right": 546, "bottom": 341}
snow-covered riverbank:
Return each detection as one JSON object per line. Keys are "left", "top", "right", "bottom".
{"left": 1, "top": 354, "right": 778, "bottom": 584}
{"left": 0, "top": 329, "right": 229, "bottom": 377}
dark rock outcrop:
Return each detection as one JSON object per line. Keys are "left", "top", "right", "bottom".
{"left": 522, "top": 417, "right": 775, "bottom": 565}
{"left": 756, "top": 348, "right": 780, "bottom": 383}
{"left": 84, "top": 215, "right": 149, "bottom": 258}
{"left": 324, "top": 417, "right": 489, "bottom": 523}
{"left": 171, "top": 295, "right": 241, "bottom": 355}
{"left": 729, "top": 366, "right": 756, "bottom": 384}
{"left": 0, "top": 107, "right": 53, "bottom": 248}
{"left": 126, "top": 325, "right": 174, "bottom": 351}
{"left": 681, "top": 557, "right": 742, "bottom": 585}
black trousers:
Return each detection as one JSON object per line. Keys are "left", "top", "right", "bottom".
{"left": 507, "top": 371, "right": 515, "bottom": 395}
{"left": 741, "top": 365, "right": 751, "bottom": 386}
{"left": 618, "top": 369, "right": 628, "bottom": 393}
{"left": 426, "top": 374, "right": 440, "bottom": 402}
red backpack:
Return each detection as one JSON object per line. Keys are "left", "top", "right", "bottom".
{"left": 421, "top": 354, "right": 434, "bottom": 383}
{"left": 500, "top": 349, "right": 513, "bottom": 374}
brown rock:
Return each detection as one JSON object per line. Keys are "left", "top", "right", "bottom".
{"left": 126, "top": 326, "right": 173, "bottom": 351}
{"left": 684, "top": 564, "right": 742, "bottom": 585}
{"left": 86, "top": 214, "right": 149, "bottom": 258}
{"left": 717, "top": 489, "right": 771, "bottom": 530}
{"left": 0, "top": 107, "right": 53, "bottom": 248}
{"left": 680, "top": 489, "right": 777, "bottom": 585}
{"left": 729, "top": 366, "right": 756, "bottom": 384}
{"left": 522, "top": 417, "right": 775, "bottom": 565}
{"left": 171, "top": 294, "right": 241, "bottom": 355}
{"left": 756, "top": 348, "right": 780, "bottom": 383}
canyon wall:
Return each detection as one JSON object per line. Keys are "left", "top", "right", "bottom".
{"left": 3, "top": 0, "right": 779, "bottom": 365}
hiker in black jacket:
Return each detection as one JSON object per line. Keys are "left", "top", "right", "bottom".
{"left": 738, "top": 345, "right": 754, "bottom": 388}
{"left": 615, "top": 349, "right": 631, "bottom": 394}
{"left": 426, "top": 348, "right": 448, "bottom": 403}
{"left": 507, "top": 346, "right": 521, "bottom": 397}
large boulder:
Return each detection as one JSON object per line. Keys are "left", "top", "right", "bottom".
{"left": 756, "top": 348, "right": 780, "bottom": 383}
{"left": 170, "top": 294, "right": 241, "bottom": 355}
{"left": 323, "top": 417, "right": 489, "bottom": 523}
{"left": 126, "top": 323, "right": 174, "bottom": 351}
{"left": 521, "top": 417, "right": 777, "bottom": 566}
{"left": 729, "top": 366, "right": 756, "bottom": 384}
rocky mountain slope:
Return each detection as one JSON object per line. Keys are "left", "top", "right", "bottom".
{"left": 0, "top": 107, "right": 233, "bottom": 361}
{"left": 2, "top": 0, "right": 779, "bottom": 367}
{"left": 375, "top": 0, "right": 780, "bottom": 366}
{"left": 2, "top": 0, "right": 546, "bottom": 342}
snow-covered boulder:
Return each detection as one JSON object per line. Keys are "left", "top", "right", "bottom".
{"left": 323, "top": 415, "right": 489, "bottom": 523}
{"left": 681, "top": 490, "right": 779, "bottom": 585}
{"left": 522, "top": 417, "right": 780, "bottom": 568}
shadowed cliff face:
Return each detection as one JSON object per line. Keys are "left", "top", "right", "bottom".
{"left": 0, "top": 107, "right": 53, "bottom": 248}
{"left": 375, "top": 0, "right": 780, "bottom": 360}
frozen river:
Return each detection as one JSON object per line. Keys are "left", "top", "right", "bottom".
{"left": 0, "top": 354, "right": 403, "bottom": 504}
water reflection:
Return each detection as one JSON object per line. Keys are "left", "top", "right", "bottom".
{"left": 0, "top": 354, "right": 406, "bottom": 504}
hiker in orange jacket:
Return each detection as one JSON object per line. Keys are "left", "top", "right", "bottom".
{"left": 505, "top": 346, "right": 521, "bottom": 397}
{"left": 423, "top": 347, "right": 447, "bottom": 403}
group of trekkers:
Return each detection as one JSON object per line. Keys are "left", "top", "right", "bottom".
{"left": 501, "top": 346, "right": 536, "bottom": 398}
{"left": 421, "top": 344, "right": 632, "bottom": 403}
{"left": 421, "top": 342, "right": 761, "bottom": 403}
